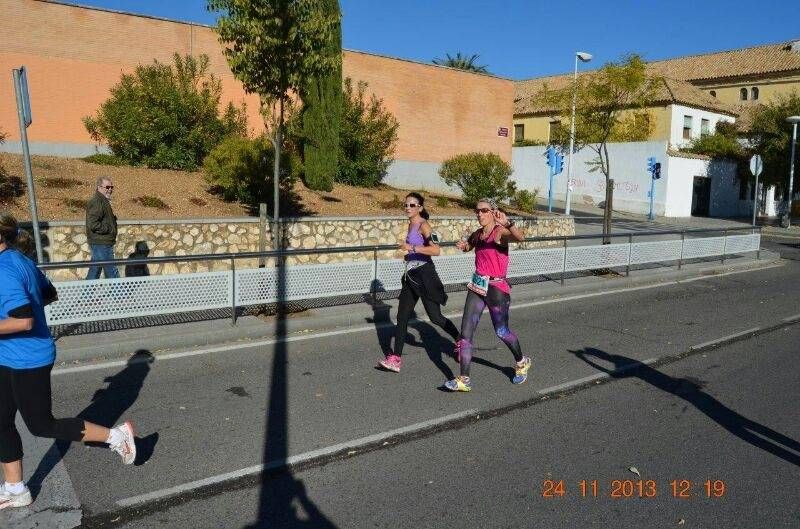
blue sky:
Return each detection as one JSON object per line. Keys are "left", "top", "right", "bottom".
{"left": 67, "top": 0, "right": 800, "bottom": 80}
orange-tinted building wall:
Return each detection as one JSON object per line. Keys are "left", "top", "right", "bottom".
{"left": 1, "top": 0, "right": 513, "bottom": 163}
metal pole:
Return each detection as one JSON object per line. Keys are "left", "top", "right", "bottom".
{"left": 678, "top": 231, "right": 684, "bottom": 270}
{"left": 756, "top": 227, "right": 761, "bottom": 260}
{"left": 230, "top": 257, "right": 237, "bottom": 325}
{"left": 752, "top": 172, "right": 760, "bottom": 226}
{"left": 565, "top": 55, "right": 579, "bottom": 216}
{"left": 561, "top": 236, "right": 567, "bottom": 286}
{"left": 648, "top": 176, "right": 656, "bottom": 221}
{"left": 548, "top": 166, "right": 554, "bottom": 213}
{"left": 626, "top": 233, "right": 632, "bottom": 276}
{"left": 721, "top": 229, "right": 727, "bottom": 264}
{"left": 12, "top": 68, "right": 44, "bottom": 262}
{"left": 786, "top": 122, "right": 797, "bottom": 228}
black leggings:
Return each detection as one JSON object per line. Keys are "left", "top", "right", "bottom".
{"left": 0, "top": 364, "right": 85, "bottom": 463}
{"left": 457, "top": 286, "right": 523, "bottom": 376}
{"left": 393, "top": 275, "right": 460, "bottom": 356}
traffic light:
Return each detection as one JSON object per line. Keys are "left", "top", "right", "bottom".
{"left": 647, "top": 156, "right": 656, "bottom": 174}
{"left": 553, "top": 151, "right": 564, "bottom": 174}
{"left": 653, "top": 162, "right": 661, "bottom": 179}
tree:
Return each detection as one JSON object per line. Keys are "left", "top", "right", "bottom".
{"left": 208, "top": 0, "right": 341, "bottom": 219}
{"left": 83, "top": 54, "right": 247, "bottom": 170}
{"left": 542, "top": 54, "right": 658, "bottom": 240}
{"left": 336, "top": 78, "right": 399, "bottom": 187}
{"left": 300, "top": 0, "right": 342, "bottom": 192}
{"left": 432, "top": 52, "right": 489, "bottom": 74}
{"left": 748, "top": 93, "right": 800, "bottom": 194}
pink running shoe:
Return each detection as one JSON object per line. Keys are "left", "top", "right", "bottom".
{"left": 378, "top": 353, "right": 402, "bottom": 373}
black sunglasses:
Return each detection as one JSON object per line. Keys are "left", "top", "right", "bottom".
{"left": 474, "top": 207, "right": 491, "bottom": 214}
{"left": 102, "top": 185, "right": 114, "bottom": 190}
{"left": 404, "top": 203, "right": 420, "bottom": 208}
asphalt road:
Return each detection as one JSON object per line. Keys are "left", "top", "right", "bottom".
{"left": 12, "top": 239, "right": 800, "bottom": 528}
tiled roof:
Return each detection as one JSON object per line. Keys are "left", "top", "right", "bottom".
{"left": 647, "top": 40, "right": 800, "bottom": 82}
{"left": 515, "top": 75, "right": 737, "bottom": 117}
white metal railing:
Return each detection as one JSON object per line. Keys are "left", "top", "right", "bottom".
{"left": 42, "top": 231, "right": 761, "bottom": 326}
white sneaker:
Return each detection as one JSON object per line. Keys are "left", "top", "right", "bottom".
{"left": 0, "top": 483, "right": 33, "bottom": 510}
{"left": 110, "top": 421, "right": 137, "bottom": 465}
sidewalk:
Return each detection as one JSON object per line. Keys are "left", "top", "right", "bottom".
{"left": 51, "top": 248, "right": 781, "bottom": 365}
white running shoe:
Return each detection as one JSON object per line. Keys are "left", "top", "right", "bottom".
{"left": 110, "top": 421, "right": 137, "bottom": 465}
{"left": 0, "top": 483, "right": 33, "bottom": 510}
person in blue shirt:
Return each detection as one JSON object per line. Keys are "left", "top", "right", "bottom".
{"left": 0, "top": 212, "right": 137, "bottom": 510}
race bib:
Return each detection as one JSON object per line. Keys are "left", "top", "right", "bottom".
{"left": 466, "top": 272, "right": 489, "bottom": 296}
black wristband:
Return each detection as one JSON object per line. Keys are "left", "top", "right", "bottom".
{"left": 505, "top": 220, "right": 515, "bottom": 229}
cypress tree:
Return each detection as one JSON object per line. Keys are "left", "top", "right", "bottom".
{"left": 301, "top": 0, "right": 342, "bottom": 191}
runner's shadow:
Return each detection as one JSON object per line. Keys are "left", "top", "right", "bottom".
{"left": 27, "top": 350, "right": 157, "bottom": 498}
{"left": 570, "top": 347, "right": 800, "bottom": 467}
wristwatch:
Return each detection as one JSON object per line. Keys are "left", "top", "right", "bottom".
{"left": 504, "top": 220, "right": 515, "bottom": 229}
{"left": 411, "top": 245, "right": 417, "bottom": 253}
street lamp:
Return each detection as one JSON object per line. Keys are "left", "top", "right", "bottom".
{"left": 784, "top": 116, "right": 800, "bottom": 228}
{"left": 565, "top": 51, "right": 592, "bottom": 216}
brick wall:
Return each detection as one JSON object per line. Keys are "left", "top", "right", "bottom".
{"left": 1, "top": 0, "right": 513, "bottom": 163}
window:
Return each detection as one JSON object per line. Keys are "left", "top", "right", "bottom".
{"left": 514, "top": 124, "right": 525, "bottom": 142}
{"left": 683, "top": 115, "right": 693, "bottom": 140}
{"left": 740, "top": 88, "right": 748, "bottom": 101}
{"left": 751, "top": 87, "right": 759, "bottom": 100}
{"left": 709, "top": 90, "right": 717, "bottom": 98}
{"left": 548, "top": 120, "right": 562, "bottom": 142}
{"left": 701, "top": 118, "right": 710, "bottom": 136}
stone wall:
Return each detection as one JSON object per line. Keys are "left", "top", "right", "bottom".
{"left": 25, "top": 215, "right": 575, "bottom": 280}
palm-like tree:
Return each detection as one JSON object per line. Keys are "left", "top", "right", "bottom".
{"left": 432, "top": 52, "right": 489, "bottom": 74}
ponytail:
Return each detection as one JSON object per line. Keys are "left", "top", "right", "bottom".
{"left": 0, "top": 212, "right": 35, "bottom": 258}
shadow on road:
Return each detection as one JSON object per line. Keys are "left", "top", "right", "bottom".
{"left": 28, "top": 350, "right": 158, "bottom": 498}
{"left": 246, "top": 222, "right": 337, "bottom": 529}
{"left": 570, "top": 347, "right": 800, "bottom": 467}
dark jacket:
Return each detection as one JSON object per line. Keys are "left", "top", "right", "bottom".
{"left": 85, "top": 191, "right": 117, "bottom": 246}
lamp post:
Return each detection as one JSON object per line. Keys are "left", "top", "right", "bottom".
{"left": 565, "top": 51, "right": 592, "bottom": 216}
{"left": 784, "top": 116, "right": 800, "bottom": 228}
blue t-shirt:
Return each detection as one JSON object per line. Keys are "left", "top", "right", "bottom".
{"left": 0, "top": 248, "right": 56, "bottom": 369}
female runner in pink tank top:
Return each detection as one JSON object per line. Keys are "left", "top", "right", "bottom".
{"left": 445, "top": 198, "right": 530, "bottom": 392}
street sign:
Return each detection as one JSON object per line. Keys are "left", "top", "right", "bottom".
{"left": 749, "top": 154, "right": 763, "bottom": 177}
{"left": 497, "top": 127, "right": 509, "bottom": 137}
{"left": 19, "top": 66, "right": 32, "bottom": 127}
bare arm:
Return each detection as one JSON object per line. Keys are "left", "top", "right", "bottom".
{"left": 495, "top": 210, "right": 525, "bottom": 243}
{"left": 0, "top": 317, "right": 34, "bottom": 334}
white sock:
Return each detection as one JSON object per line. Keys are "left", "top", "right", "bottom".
{"left": 4, "top": 481, "right": 26, "bottom": 495}
{"left": 106, "top": 427, "right": 123, "bottom": 446}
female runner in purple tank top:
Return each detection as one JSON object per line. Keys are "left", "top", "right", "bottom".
{"left": 445, "top": 198, "right": 530, "bottom": 392}
{"left": 378, "top": 193, "right": 460, "bottom": 373}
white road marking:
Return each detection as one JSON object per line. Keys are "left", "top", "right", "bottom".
{"left": 115, "top": 409, "right": 478, "bottom": 508}
{"left": 52, "top": 263, "right": 783, "bottom": 376}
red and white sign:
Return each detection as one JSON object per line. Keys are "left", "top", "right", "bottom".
{"left": 497, "top": 127, "right": 509, "bottom": 137}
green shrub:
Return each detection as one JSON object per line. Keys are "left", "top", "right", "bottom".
{"left": 379, "top": 194, "right": 404, "bottom": 210}
{"left": 202, "top": 135, "right": 296, "bottom": 209}
{"left": 83, "top": 54, "right": 247, "bottom": 171}
{"left": 512, "top": 189, "right": 538, "bottom": 213}
{"left": 438, "top": 152, "right": 516, "bottom": 207}
{"left": 435, "top": 196, "right": 449, "bottom": 208}
{"left": 336, "top": 78, "right": 399, "bottom": 187}
{"left": 82, "top": 153, "right": 126, "bottom": 166}
{"left": 133, "top": 196, "right": 170, "bottom": 209}
{"left": 513, "top": 139, "right": 547, "bottom": 147}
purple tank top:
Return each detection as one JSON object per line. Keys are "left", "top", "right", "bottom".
{"left": 405, "top": 222, "right": 431, "bottom": 264}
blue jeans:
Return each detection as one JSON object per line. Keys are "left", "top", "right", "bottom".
{"left": 86, "top": 244, "right": 119, "bottom": 280}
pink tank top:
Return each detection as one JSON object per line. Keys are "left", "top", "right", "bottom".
{"left": 473, "top": 225, "right": 511, "bottom": 294}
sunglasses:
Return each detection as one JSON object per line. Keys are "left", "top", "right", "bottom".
{"left": 404, "top": 203, "right": 420, "bottom": 208}
{"left": 102, "top": 185, "right": 114, "bottom": 190}
{"left": 474, "top": 207, "right": 492, "bottom": 214}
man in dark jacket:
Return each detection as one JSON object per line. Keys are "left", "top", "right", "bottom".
{"left": 85, "top": 176, "right": 119, "bottom": 279}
